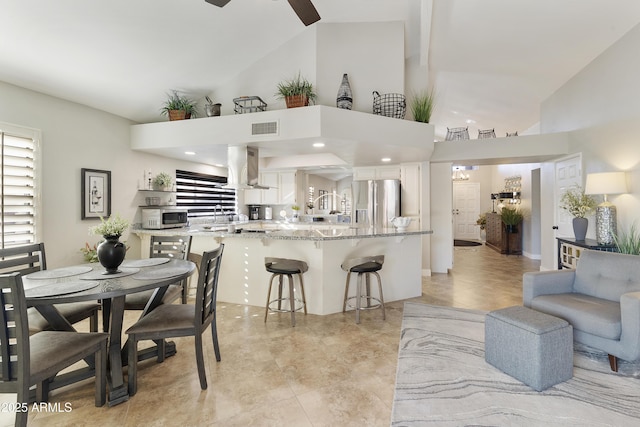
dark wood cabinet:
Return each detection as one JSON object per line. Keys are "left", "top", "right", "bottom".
{"left": 485, "top": 212, "right": 522, "bottom": 255}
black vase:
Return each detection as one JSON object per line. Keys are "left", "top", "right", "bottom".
{"left": 336, "top": 73, "right": 353, "bottom": 110}
{"left": 505, "top": 224, "right": 518, "bottom": 233}
{"left": 97, "top": 235, "right": 126, "bottom": 274}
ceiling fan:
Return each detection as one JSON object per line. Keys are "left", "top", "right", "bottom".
{"left": 205, "top": 0, "right": 321, "bottom": 26}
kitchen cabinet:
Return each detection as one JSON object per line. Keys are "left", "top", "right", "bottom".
{"left": 400, "top": 163, "right": 421, "bottom": 223}
{"left": 244, "top": 171, "right": 297, "bottom": 205}
{"left": 353, "top": 166, "right": 400, "bottom": 181}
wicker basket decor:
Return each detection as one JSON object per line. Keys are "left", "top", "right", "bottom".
{"left": 168, "top": 110, "right": 190, "bottom": 121}
{"left": 445, "top": 127, "right": 470, "bottom": 141}
{"left": 372, "top": 91, "right": 406, "bottom": 119}
{"left": 285, "top": 94, "right": 309, "bottom": 109}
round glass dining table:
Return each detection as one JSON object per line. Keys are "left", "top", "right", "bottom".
{"left": 22, "top": 258, "right": 196, "bottom": 406}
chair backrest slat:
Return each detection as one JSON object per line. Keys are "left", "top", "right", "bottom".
{"left": 195, "top": 245, "right": 224, "bottom": 327}
{"left": 0, "top": 273, "right": 30, "bottom": 385}
{"left": 0, "top": 243, "right": 46, "bottom": 275}
{"left": 149, "top": 236, "right": 192, "bottom": 260}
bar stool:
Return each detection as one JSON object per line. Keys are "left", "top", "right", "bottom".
{"left": 264, "top": 257, "right": 309, "bottom": 327}
{"left": 341, "top": 255, "right": 385, "bottom": 324}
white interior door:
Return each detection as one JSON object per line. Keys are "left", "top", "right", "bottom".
{"left": 453, "top": 182, "right": 480, "bottom": 240}
{"left": 555, "top": 154, "right": 583, "bottom": 238}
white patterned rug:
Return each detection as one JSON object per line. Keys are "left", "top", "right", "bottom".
{"left": 392, "top": 303, "right": 640, "bottom": 426}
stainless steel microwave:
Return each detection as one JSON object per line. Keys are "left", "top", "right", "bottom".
{"left": 141, "top": 207, "right": 188, "bottom": 229}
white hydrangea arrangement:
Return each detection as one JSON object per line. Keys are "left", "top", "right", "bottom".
{"left": 89, "top": 214, "right": 130, "bottom": 237}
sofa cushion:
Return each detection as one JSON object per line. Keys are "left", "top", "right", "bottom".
{"left": 531, "top": 293, "right": 621, "bottom": 340}
{"left": 573, "top": 250, "right": 640, "bottom": 302}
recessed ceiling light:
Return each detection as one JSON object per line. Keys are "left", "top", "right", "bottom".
{"left": 214, "top": 164, "right": 225, "bottom": 168}
{"left": 466, "top": 119, "right": 476, "bottom": 124}
{"left": 185, "top": 151, "right": 196, "bottom": 155}
{"left": 381, "top": 157, "right": 391, "bottom": 162}
{"left": 313, "top": 142, "right": 325, "bottom": 148}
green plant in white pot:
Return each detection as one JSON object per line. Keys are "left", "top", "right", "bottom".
{"left": 153, "top": 172, "right": 173, "bottom": 191}
{"left": 560, "top": 185, "right": 596, "bottom": 241}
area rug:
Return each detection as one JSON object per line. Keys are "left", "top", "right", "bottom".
{"left": 453, "top": 239, "right": 482, "bottom": 247}
{"left": 392, "top": 303, "right": 640, "bottom": 426}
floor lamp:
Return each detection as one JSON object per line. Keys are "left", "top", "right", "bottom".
{"left": 584, "top": 172, "right": 627, "bottom": 245}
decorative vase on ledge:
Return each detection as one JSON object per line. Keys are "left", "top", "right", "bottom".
{"left": 572, "top": 217, "right": 588, "bottom": 241}
{"left": 336, "top": 73, "right": 353, "bottom": 110}
{"left": 97, "top": 235, "right": 126, "bottom": 274}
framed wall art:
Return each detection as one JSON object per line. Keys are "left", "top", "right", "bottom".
{"left": 81, "top": 168, "right": 111, "bottom": 219}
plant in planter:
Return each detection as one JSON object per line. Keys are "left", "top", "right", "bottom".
{"left": 613, "top": 223, "right": 640, "bottom": 255}
{"left": 276, "top": 72, "right": 317, "bottom": 108}
{"left": 291, "top": 205, "right": 300, "bottom": 222}
{"left": 560, "top": 185, "right": 596, "bottom": 241}
{"left": 89, "top": 214, "right": 130, "bottom": 274}
{"left": 410, "top": 89, "right": 436, "bottom": 123}
{"left": 152, "top": 172, "right": 173, "bottom": 191}
{"left": 476, "top": 212, "right": 487, "bottom": 230}
{"left": 160, "top": 90, "right": 198, "bottom": 121}
{"left": 500, "top": 207, "right": 524, "bottom": 233}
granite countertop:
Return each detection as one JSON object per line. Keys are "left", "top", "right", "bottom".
{"left": 132, "top": 222, "right": 433, "bottom": 241}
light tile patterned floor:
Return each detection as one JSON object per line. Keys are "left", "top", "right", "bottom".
{"left": 1, "top": 245, "right": 540, "bottom": 426}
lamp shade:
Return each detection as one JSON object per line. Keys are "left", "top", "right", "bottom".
{"left": 584, "top": 172, "right": 627, "bottom": 196}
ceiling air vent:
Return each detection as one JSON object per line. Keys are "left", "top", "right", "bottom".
{"left": 251, "top": 121, "right": 278, "bottom": 136}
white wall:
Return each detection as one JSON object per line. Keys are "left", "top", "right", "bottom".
{"left": 316, "top": 22, "right": 405, "bottom": 112}
{"left": 430, "top": 162, "right": 453, "bottom": 273}
{"left": 210, "top": 22, "right": 405, "bottom": 116}
{"left": 0, "top": 81, "right": 220, "bottom": 268}
{"left": 540, "top": 22, "right": 640, "bottom": 268}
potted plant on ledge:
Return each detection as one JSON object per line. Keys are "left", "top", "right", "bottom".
{"left": 559, "top": 185, "right": 596, "bottom": 241}
{"left": 276, "top": 72, "right": 317, "bottom": 108}
{"left": 161, "top": 90, "right": 198, "bottom": 121}
{"left": 152, "top": 172, "right": 173, "bottom": 191}
{"left": 410, "top": 89, "right": 436, "bottom": 123}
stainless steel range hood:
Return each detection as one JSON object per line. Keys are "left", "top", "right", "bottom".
{"left": 224, "top": 145, "right": 270, "bottom": 189}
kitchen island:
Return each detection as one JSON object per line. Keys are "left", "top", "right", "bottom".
{"left": 133, "top": 222, "right": 432, "bottom": 315}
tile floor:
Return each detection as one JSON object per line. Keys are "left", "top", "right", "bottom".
{"left": 2, "top": 244, "right": 541, "bottom": 426}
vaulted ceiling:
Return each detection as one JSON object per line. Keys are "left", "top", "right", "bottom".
{"left": 2, "top": 0, "right": 640, "bottom": 143}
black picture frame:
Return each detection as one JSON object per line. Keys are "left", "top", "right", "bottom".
{"left": 81, "top": 168, "right": 111, "bottom": 220}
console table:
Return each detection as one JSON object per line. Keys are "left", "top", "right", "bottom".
{"left": 556, "top": 237, "right": 617, "bottom": 269}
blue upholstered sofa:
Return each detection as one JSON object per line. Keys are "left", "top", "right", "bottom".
{"left": 523, "top": 250, "right": 640, "bottom": 371}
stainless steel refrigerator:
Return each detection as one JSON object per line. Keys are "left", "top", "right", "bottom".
{"left": 351, "top": 179, "right": 401, "bottom": 227}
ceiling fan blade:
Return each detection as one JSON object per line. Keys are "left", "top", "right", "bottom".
{"left": 287, "top": 0, "right": 321, "bottom": 26}
{"left": 205, "top": 0, "right": 231, "bottom": 7}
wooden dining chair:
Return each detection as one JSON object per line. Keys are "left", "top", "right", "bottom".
{"left": 0, "top": 273, "right": 109, "bottom": 427}
{"left": 126, "top": 244, "right": 224, "bottom": 395}
{"left": 0, "top": 243, "right": 100, "bottom": 334}
{"left": 123, "top": 235, "right": 193, "bottom": 311}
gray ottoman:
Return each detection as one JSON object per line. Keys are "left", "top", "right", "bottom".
{"left": 485, "top": 305, "right": 573, "bottom": 391}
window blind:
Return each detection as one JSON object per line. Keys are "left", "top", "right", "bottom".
{"left": 1, "top": 131, "right": 36, "bottom": 248}
{"left": 175, "top": 170, "right": 236, "bottom": 218}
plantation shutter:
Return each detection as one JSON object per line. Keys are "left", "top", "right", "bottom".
{"left": 175, "top": 170, "right": 236, "bottom": 218}
{"left": 1, "top": 130, "right": 36, "bottom": 248}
